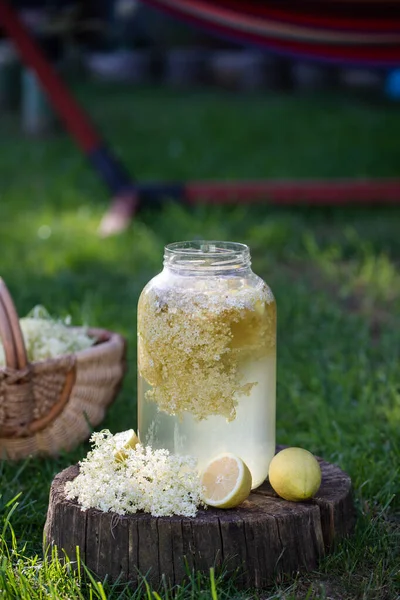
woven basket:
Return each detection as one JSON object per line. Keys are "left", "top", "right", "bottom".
{"left": 0, "top": 279, "right": 126, "bottom": 460}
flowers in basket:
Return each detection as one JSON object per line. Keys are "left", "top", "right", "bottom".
{"left": 0, "top": 306, "right": 95, "bottom": 366}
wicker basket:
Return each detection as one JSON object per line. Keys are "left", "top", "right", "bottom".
{"left": 0, "top": 278, "right": 126, "bottom": 460}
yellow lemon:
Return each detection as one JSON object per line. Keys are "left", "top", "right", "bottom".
{"left": 268, "top": 447, "right": 321, "bottom": 502}
{"left": 200, "top": 453, "right": 252, "bottom": 509}
{"left": 114, "top": 429, "right": 139, "bottom": 462}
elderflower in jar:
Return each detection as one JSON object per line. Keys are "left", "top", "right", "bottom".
{"left": 137, "top": 241, "right": 276, "bottom": 488}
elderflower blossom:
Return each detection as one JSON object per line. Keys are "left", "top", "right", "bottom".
{"left": 138, "top": 283, "right": 276, "bottom": 421}
{"left": 65, "top": 430, "right": 205, "bottom": 518}
{"left": 0, "top": 305, "right": 94, "bottom": 366}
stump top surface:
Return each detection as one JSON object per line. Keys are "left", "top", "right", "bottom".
{"left": 51, "top": 450, "right": 352, "bottom": 523}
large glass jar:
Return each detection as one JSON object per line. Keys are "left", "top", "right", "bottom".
{"left": 137, "top": 241, "right": 276, "bottom": 488}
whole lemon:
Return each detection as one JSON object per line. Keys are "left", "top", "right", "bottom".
{"left": 268, "top": 447, "right": 322, "bottom": 502}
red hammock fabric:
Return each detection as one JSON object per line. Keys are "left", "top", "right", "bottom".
{"left": 144, "top": 0, "right": 400, "bottom": 67}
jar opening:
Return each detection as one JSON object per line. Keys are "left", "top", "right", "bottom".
{"left": 164, "top": 241, "right": 251, "bottom": 273}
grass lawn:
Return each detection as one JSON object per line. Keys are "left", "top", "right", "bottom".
{"left": 0, "top": 83, "right": 399, "bottom": 599}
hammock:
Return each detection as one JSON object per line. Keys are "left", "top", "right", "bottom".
{"left": 0, "top": 0, "right": 399, "bottom": 236}
{"left": 144, "top": 0, "right": 400, "bottom": 67}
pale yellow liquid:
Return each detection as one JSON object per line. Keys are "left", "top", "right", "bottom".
{"left": 138, "top": 352, "right": 276, "bottom": 489}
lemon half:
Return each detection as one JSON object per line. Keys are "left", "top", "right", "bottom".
{"left": 113, "top": 429, "right": 139, "bottom": 462}
{"left": 200, "top": 453, "right": 252, "bottom": 509}
{"left": 268, "top": 447, "right": 322, "bottom": 502}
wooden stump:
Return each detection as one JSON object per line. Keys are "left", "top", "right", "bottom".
{"left": 44, "top": 452, "right": 355, "bottom": 589}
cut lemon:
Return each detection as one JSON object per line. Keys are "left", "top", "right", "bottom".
{"left": 200, "top": 453, "right": 252, "bottom": 509}
{"left": 113, "top": 429, "right": 139, "bottom": 462}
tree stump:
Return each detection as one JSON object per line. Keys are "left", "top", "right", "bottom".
{"left": 44, "top": 452, "right": 355, "bottom": 589}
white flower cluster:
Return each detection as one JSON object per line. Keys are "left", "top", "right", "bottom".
{"left": 65, "top": 430, "right": 205, "bottom": 518}
{"left": 0, "top": 305, "right": 94, "bottom": 366}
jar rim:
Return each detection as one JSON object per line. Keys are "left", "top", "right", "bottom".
{"left": 164, "top": 241, "right": 251, "bottom": 273}
{"left": 165, "top": 240, "right": 249, "bottom": 257}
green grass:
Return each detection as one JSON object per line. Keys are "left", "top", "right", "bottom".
{"left": 0, "top": 83, "right": 399, "bottom": 599}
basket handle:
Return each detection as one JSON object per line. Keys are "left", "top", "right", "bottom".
{"left": 0, "top": 295, "right": 18, "bottom": 369}
{"left": 0, "top": 279, "right": 28, "bottom": 370}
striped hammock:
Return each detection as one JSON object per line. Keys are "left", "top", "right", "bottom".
{"left": 144, "top": 0, "right": 400, "bottom": 67}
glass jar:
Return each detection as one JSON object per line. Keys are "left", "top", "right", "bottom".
{"left": 137, "top": 241, "right": 276, "bottom": 488}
